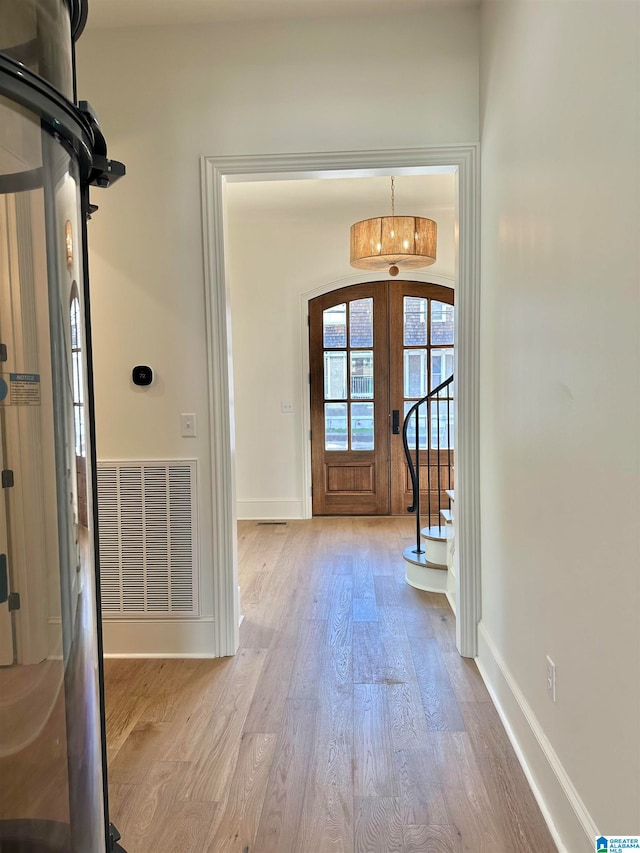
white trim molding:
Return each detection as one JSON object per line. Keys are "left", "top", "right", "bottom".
{"left": 237, "top": 499, "right": 304, "bottom": 520}
{"left": 102, "top": 616, "right": 217, "bottom": 658}
{"left": 476, "top": 624, "right": 599, "bottom": 853}
{"left": 201, "top": 160, "right": 240, "bottom": 658}
{"left": 201, "top": 145, "right": 481, "bottom": 658}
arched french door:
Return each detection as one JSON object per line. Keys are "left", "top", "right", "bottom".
{"left": 310, "top": 280, "right": 454, "bottom": 516}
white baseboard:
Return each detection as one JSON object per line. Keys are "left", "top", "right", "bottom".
{"left": 445, "top": 590, "right": 456, "bottom": 616}
{"left": 103, "top": 652, "right": 221, "bottom": 659}
{"left": 476, "top": 624, "right": 598, "bottom": 853}
{"left": 237, "top": 499, "right": 304, "bottom": 520}
{"left": 47, "top": 617, "right": 63, "bottom": 661}
{"left": 101, "top": 617, "right": 219, "bottom": 658}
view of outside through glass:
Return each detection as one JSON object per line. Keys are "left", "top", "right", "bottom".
{"left": 404, "top": 298, "right": 454, "bottom": 450}
{"left": 324, "top": 298, "right": 375, "bottom": 450}
{"left": 322, "top": 295, "right": 453, "bottom": 451}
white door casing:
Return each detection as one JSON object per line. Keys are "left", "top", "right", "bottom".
{"left": 201, "top": 146, "right": 481, "bottom": 658}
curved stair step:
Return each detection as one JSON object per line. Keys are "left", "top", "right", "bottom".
{"left": 403, "top": 549, "right": 447, "bottom": 570}
{"left": 417, "top": 528, "right": 448, "bottom": 566}
{"left": 403, "top": 546, "right": 448, "bottom": 593}
{"left": 420, "top": 524, "right": 447, "bottom": 542}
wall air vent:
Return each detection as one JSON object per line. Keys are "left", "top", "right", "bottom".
{"left": 96, "top": 461, "right": 199, "bottom": 617}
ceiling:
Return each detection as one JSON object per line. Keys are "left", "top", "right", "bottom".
{"left": 81, "top": 5, "right": 459, "bottom": 251}
{"left": 87, "top": 0, "right": 476, "bottom": 29}
{"left": 226, "top": 173, "right": 456, "bottom": 219}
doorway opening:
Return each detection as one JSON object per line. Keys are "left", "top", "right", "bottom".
{"left": 201, "top": 147, "right": 480, "bottom": 657}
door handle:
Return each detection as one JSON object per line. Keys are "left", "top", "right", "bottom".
{"left": 392, "top": 410, "right": 400, "bottom": 434}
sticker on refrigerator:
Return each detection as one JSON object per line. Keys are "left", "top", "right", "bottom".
{"left": 0, "top": 373, "right": 41, "bottom": 406}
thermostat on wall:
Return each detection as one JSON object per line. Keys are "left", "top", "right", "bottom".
{"left": 132, "top": 365, "right": 153, "bottom": 386}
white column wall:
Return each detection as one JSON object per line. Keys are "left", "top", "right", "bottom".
{"left": 479, "top": 2, "right": 640, "bottom": 848}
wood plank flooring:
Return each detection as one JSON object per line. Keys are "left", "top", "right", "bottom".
{"left": 104, "top": 517, "right": 557, "bottom": 853}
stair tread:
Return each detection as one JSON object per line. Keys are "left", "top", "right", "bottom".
{"left": 420, "top": 524, "right": 447, "bottom": 541}
{"left": 402, "top": 546, "right": 448, "bottom": 570}
{"left": 445, "top": 489, "right": 455, "bottom": 501}
{"left": 440, "top": 509, "right": 453, "bottom": 523}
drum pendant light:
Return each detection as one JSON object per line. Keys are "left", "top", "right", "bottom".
{"left": 350, "top": 176, "right": 437, "bottom": 276}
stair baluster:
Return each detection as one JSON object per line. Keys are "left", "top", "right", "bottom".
{"left": 402, "top": 373, "right": 454, "bottom": 565}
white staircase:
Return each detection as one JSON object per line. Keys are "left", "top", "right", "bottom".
{"left": 404, "top": 492, "right": 455, "bottom": 595}
{"left": 444, "top": 491, "right": 456, "bottom": 613}
{"left": 401, "top": 374, "right": 455, "bottom": 595}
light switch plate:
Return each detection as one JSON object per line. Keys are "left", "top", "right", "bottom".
{"left": 281, "top": 401, "right": 294, "bottom": 413}
{"left": 546, "top": 655, "right": 556, "bottom": 702}
{"left": 181, "top": 413, "right": 197, "bottom": 437}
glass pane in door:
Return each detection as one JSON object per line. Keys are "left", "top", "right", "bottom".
{"left": 351, "top": 402, "right": 374, "bottom": 450}
{"left": 325, "top": 403, "right": 348, "bottom": 450}
{"left": 323, "top": 303, "right": 347, "bottom": 347}
{"left": 350, "top": 351, "right": 373, "bottom": 399}
{"left": 431, "top": 300, "right": 454, "bottom": 344}
{"left": 403, "top": 296, "right": 428, "bottom": 345}
{"left": 349, "top": 297, "right": 373, "bottom": 347}
{"left": 404, "top": 349, "right": 427, "bottom": 398}
{"left": 430, "top": 349, "right": 454, "bottom": 390}
{"left": 404, "top": 401, "right": 428, "bottom": 449}
{"left": 430, "top": 399, "right": 454, "bottom": 449}
{"left": 324, "top": 351, "right": 347, "bottom": 399}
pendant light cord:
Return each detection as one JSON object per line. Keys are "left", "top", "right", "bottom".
{"left": 391, "top": 175, "right": 395, "bottom": 217}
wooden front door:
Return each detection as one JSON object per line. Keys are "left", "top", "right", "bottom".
{"left": 310, "top": 283, "right": 390, "bottom": 515}
{"left": 310, "top": 281, "right": 454, "bottom": 516}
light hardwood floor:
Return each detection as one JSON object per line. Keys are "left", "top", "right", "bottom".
{"left": 104, "top": 517, "right": 557, "bottom": 853}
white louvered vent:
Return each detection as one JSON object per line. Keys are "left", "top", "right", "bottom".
{"left": 97, "top": 461, "right": 199, "bottom": 618}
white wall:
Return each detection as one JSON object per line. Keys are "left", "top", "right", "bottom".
{"left": 479, "top": 2, "right": 640, "bottom": 849}
{"left": 76, "top": 6, "right": 479, "bottom": 653}
{"left": 225, "top": 175, "right": 456, "bottom": 519}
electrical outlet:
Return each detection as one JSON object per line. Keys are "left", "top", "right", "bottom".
{"left": 546, "top": 655, "right": 556, "bottom": 702}
{"left": 281, "top": 401, "right": 294, "bottom": 413}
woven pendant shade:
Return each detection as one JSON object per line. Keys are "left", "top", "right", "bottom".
{"left": 350, "top": 215, "right": 437, "bottom": 271}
